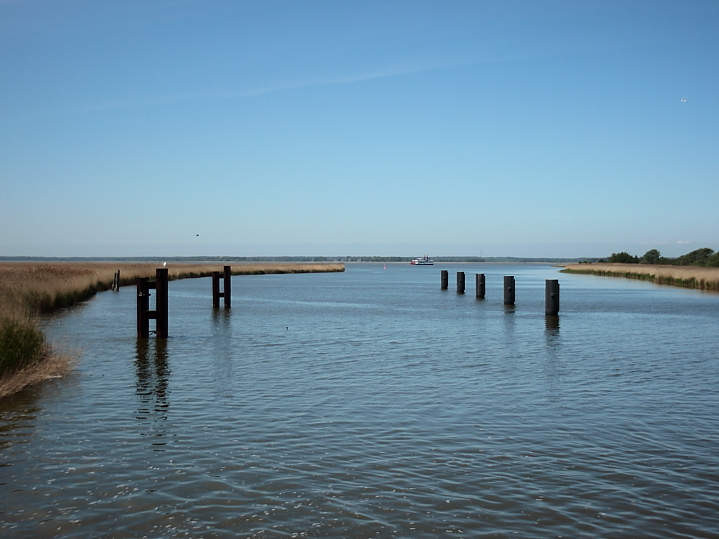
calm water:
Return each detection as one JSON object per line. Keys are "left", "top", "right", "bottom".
{"left": 2, "top": 263, "right": 719, "bottom": 538}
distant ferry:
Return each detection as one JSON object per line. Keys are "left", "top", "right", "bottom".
{"left": 410, "top": 255, "right": 434, "bottom": 265}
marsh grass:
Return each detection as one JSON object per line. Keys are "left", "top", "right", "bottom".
{"left": 562, "top": 263, "right": 719, "bottom": 291}
{"left": 0, "top": 344, "right": 75, "bottom": 399}
{"left": 0, "top": 261, "right": 344, "bottom": 395}
{"left": 0, "top": 262, "right": 344, "bottom": 314}
{"left": 0, "top": 314, "right": 46, "bottom": 373}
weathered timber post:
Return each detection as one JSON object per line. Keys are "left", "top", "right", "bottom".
{"left": 441, "top": 270, "right": 448, "bottom": 290}
{"left": 212, "top": 271, "right": 221, "bottom": 309}
{"left": 112, "top": 270, "right": 121, "bottom": 291}
{"left": 223, "top": 266, "right": 231, "bottom": 308}
{"left": 155, "top": 268, "right": 169, "bottom": 338}
{"left": 504, "top": 276, "right": 515, "bottom": 305}
{"left": 457, "top": 271, "right": 465, "bottom": 294}
{"left": 545, "top": 279, "right": 560, "bottom": 316}
{"left": 476, "top": 273, "right": 485, "bottom": 299}
{"left": 136, "top": 277, "right": 150, "bottom": 338}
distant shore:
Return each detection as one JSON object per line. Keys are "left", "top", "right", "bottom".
{"left": 562, "top": 263, "right": 719, "bottom": 291}
{"left": 1, "top": 256, "right": 598, "bottom": 264}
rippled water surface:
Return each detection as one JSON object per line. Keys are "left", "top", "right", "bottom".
{"left": 2, "top": 264, "right": 719, "bottom": 538}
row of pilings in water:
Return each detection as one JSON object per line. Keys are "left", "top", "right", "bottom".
{"left": 132, "top": 266, "right": 558, "bottom": 339}
{"left": 441, "top": 270, "right": 560, "bottom": 315}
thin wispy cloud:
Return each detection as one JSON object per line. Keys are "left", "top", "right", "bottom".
{"left": 10, "top": 58, "right": 471, "bottom": 122}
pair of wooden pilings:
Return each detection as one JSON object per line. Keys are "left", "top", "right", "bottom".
{"left": 440, "top": 270, "right": 560, "bottom": 315}
{"left": 136, "top": 265, "right": 233, "bottom": 338}
{"left": 212, "top": 266, "right": 232, "bottom": 309}
{"left": 137, "top": 268, "right": 169, "bottom": 338}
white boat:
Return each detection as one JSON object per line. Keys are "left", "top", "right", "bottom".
{"left": 410, "top": 255, "right": 434, "bottom": 265}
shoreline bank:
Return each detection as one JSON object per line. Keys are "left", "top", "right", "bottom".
{"left": 562, "top": 263, "right": 719, "bottom": 291}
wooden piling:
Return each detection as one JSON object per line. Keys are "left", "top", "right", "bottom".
{"left": 212, "top": 271, "right": 221, "bottom": 309}
{"left": 155, "top": 268, "right": 168, "bottom": 338}
{"left": 545, "top": 279, "right": 559, "bottom": 316}
{"left": 441, "top": 270, "right": 448, "bottom": 290}
{"left": 223, "top": 266, "right": 231, "bottom": 308}
{"left": 504, "top": 276, "right": 515, "bottom": 305}
{"left": 136, "top": 277, "right": 150, "bottom": 338}
{"left": 457, "top": 271, "right": 465, "bottom": 294}
{"left": 476, "top": 273, "right": 485, "bottom": 299}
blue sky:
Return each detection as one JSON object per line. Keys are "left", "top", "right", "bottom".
{"left": 1, "top": 0, "right": 717, "bottom": 258}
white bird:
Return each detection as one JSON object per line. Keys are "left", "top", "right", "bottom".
{"left": 680, "top": 98, "right": 687, "bottom": 103}
{"left": 163, "top": 262, "right": 167, "bottom": 267}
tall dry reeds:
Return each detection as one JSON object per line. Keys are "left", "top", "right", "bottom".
{"left": 0, "top": 261, "right": 344, "bottom": 396}
{"left": 0, "top": 261, "right": 344, "bottom": 315}
{"left": 562, "top": 263, "right": 719, "bottom": 291}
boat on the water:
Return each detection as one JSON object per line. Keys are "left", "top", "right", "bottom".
{"left": 410, "top": 255, "right": 434, "bottom": 265}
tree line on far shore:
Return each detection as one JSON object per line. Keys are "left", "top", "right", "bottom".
{"left": 603, "top": 248, "right": 719, "bottom": 267}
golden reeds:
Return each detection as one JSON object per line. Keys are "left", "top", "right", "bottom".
{"left": 0, "top": 261, "right": 344, "bottom": 314}
{"left": 562, "top": 263, "right": 719, "bottom": 291}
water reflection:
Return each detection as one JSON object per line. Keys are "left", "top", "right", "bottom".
{"left": 135, "top": 339, "right": 170, "bottom": 450}
{"left": 211, "top": 307, "right": 232, "bottom": 328}
{"left": 0, "top": 389, "right": 41, "bottom": 454}
{"left": 542, "top": 315, "right": 563, "bottom": 400}
{"left": 211, "top": 308, "right": 234, "bottom": 397}
{"left": 544, "top": 315, "right": 561, "bottom": 351}
{"left": 544, "top": 315, "right": 560, "bottom": 336}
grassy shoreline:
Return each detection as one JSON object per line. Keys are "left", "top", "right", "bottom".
{"left": 0, "top": 261, "right": 344, "bottom": 397}
{"left": 562, "top": 263, "right": 719, "bottom": 291}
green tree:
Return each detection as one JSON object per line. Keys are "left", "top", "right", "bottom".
{"left": 676, "top": 248, "right": 714, "bottom": 266}
{"left": 608, "top": 252, "right": 638, "bottom": 263}
{"left": 639, "top": 249, "right": 662, "bottom": 264}
{"left": 705, "top": 252, "right": 719, "bottom": 267}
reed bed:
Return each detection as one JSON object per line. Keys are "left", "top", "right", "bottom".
{"left": 0, "top": 261, "right": 344, "bottom": 315}
{"left": 0, "top": 261, "right": 344, "bottom": 396}
{"left": 562, "top": 263, "right": 719, "bottom": 291}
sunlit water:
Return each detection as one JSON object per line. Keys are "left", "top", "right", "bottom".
{"left": 2, "top": 264, "right": 719, "bottom": 538}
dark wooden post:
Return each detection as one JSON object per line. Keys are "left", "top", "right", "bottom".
{"left": 457, "top": 271, "right": 465, "bottom": 294}
{"left": 155, "top": 268, "right": 168, "bottom": 338}
{"left": 223, "top": 266, "right": 231, "bottom": 308}
{"left": 476, "top": 273, "right": 485, "bottom": 299}
{"left": 441, "top": 270, "right": 448, "bottom": 290}
{"left": 545, "top": 279, "right": 560, "bottom": 316}
{"left": 136, "top": 277, "right": 150, "bottom": 338}
{"left": 504, "top": 276, "right": 515, "bottom": 305}
{"left": 212, "top": 271, "right": 221, "bottom": 309}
